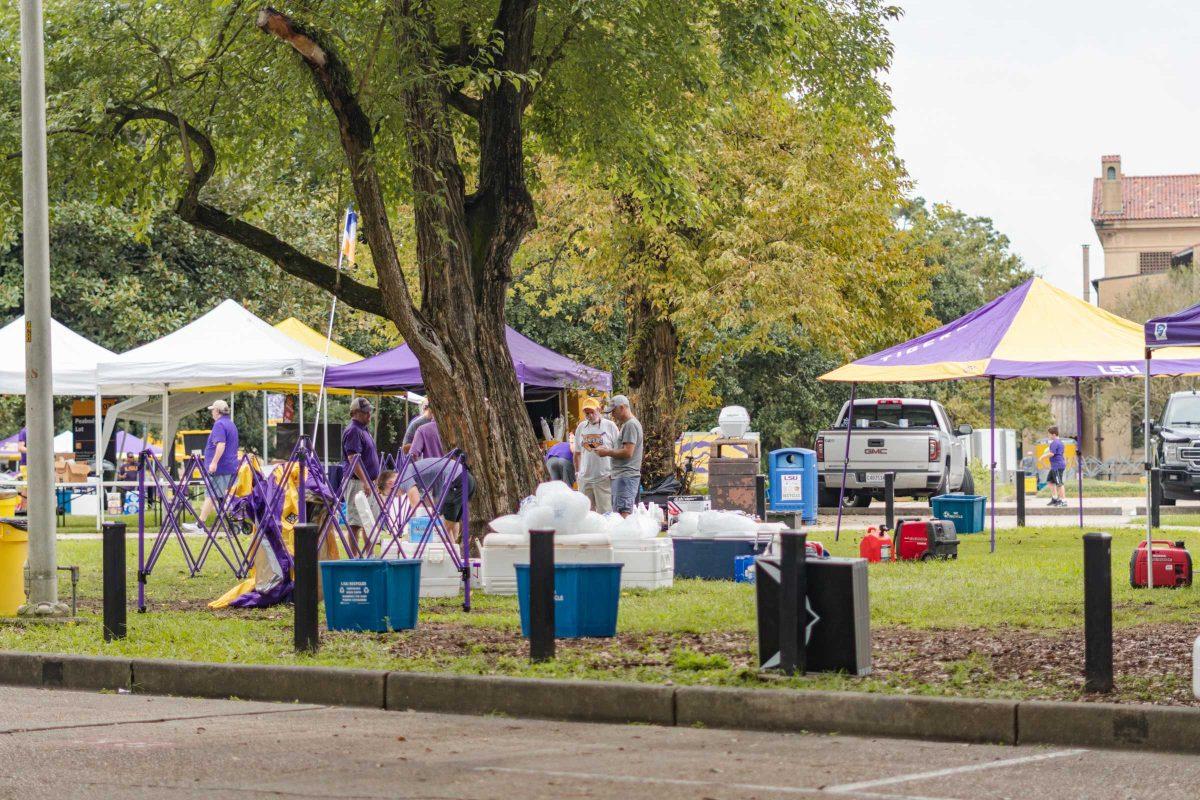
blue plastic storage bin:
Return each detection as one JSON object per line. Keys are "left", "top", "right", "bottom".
{"left": 734, "top": 555, "right": 757, "bottom": 584}
{"left": 767, "top": 448, "right": 818, "bottom": 522}
{"left": 931, "top": 493, "right": 987, "bottom": 533}
{"left": 382, "top": 559, "right": 421, "bottom": 630}
{"left": 515, "top": 563, "right": 623, "bottom": 638}
{"left": 672, "top": 537, "right": 767, "bottom": 580}
{"left": 321, "top": 559, "right": 388, "bottom": 631}
{"left": 406, "top": 516, "right": 434, "bottom": 542}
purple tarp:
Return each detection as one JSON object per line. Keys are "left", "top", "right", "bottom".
{"left": 325, "top": 326, "right": 611, "bottom": 392}
{"left": 1146, "top": 303, "right": 1200, "bottom": 350}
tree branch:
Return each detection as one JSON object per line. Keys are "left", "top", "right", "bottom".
{"left": 107, "top": 104, "right": 387, "bottom": 318}
{"left": 446, "top": 89, "right": 482, "bottom": 118}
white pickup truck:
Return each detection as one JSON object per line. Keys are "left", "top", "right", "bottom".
{"left": 814, "top": 398, "right": 974, "bottom": 507}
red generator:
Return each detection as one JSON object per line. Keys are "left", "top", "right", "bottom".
{"left": 1130, "top": 540, "right": 1193, "bottom": 588}
{"left": 894, "top": 519, "right": 958, "bottom": 561}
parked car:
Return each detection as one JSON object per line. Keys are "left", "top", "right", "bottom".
{"left": 814, "top": 398, "right": 974, "bottom": 507}
{"left": 1151, "top": 389, "right": 1200, "bottom": 505}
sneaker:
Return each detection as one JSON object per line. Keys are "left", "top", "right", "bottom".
{"left": 180, "top": 522, "right": 201, "bottom": 534}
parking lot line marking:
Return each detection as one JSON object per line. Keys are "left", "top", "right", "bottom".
{"left": 823, "top": 748, "right": 1088, "bottom": 793}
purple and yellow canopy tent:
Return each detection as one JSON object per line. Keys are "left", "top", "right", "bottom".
{"left": 822, "top": 277, "right": 1200, "bottom": 550}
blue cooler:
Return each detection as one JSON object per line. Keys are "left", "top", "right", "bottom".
{"left": 321, "top": 559, "right": 388, "bottom": 631}
{"left": 734, "top": 555, "right": 757, "bottom": 584}
{"left": 931, "top": 493, "right": 987, "bottom": 534}
{"left": 672, "top": 537, "right": 767, "bottom": 580}
{"left": 515, "top": 563, "right": 623, "bottom": 638}
{"left": 406, "top": 515, "right": 434, "bottom": 542}
{"left": 382, "top": 559, "right": 421, "bottom": 630}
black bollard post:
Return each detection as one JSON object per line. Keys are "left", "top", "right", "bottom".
{"left": 778, "top": 530, "right": 808, "bottom": 676}
{"left": 1015, "top": 469, "right": 1026, "bottom": 528}
{"left": 529, "top": 529, "right": 556, "bottom": 662}
{"left": 1150, "top": 468, "right": 1162, "bottom": 529}
{"left": 102, "top": 522, "right": 126, "bottom": 641}
{"left": 756, "top": 474, "right": 767, "bottom": 520}
{"left": 1082, "top": 532, "right": 1114, "bottom": 693}
{"left": 884, "top": 472, "right": 895, "bottom": 531}
{"left": 293, "top": 522, "right": 320, "bottom": 653}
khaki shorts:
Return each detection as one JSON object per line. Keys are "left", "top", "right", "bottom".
{"left": 579, "top": 477, "right": 612, "bottom": 514}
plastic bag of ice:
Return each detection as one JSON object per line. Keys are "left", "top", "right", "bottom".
{"left": 576, "top": 511, "right": 608, "bottom": 535}
{"left": 534, "top": 480, "right": 574, "bottom": 503}
{"left": 672, "top": 511, "right": 700, "bottom": 537}
{"left": 488, "top": 514, "right": 528, "bottom": 537}
{"left": 523, "top": 505, "right": 558, "bottom": 533}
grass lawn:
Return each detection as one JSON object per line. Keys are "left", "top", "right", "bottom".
{"left": 1, "top": 525, "right": 1197, "bottom": 705}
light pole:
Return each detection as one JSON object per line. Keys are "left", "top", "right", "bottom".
{"left": 19, "top": 0, "right": 65, "bottom": 617}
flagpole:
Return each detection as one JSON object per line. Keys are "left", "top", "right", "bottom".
{"left": 311, "top": 207, "right": 354, "bottom": 443}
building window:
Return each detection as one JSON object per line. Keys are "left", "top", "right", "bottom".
{"left": 1139, "top": 251, "right": 1172, "bottom": 275}
{"left": 1106, "top": 166, "right": 1116, "bottom": 180}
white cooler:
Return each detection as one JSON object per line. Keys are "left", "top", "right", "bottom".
{"left": 480, "top": 532, "right": 614, "bottom": 595}
{"left": 380, "top": 537, "right": 465, "bottom": 598}
{"left": 612, "top": 536, "right": 673, "bottom": 590}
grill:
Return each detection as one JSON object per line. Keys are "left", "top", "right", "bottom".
{"left": 1181, "top": 446, "right": 1200, "bottom": 469}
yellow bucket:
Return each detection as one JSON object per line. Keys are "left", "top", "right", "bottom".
{"left": 0, "top": 519, "right": 28, "bottom": 616}
{"left": 1024, "top": 476, "right": 1038, "bottom": 495}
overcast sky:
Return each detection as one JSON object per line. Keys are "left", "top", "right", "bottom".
{"left": 887, "top": 0, "right": 1200, "bottom": 299}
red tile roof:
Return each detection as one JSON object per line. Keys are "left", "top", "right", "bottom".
{"left": 1092, "top": 174, "right": 1200, "bottom": 222}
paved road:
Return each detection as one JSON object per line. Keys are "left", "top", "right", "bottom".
{"left": 0, "top": 686, "right": 1195, "bottom": 799}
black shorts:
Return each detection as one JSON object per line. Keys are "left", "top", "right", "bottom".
{"left": 1046, "top": 468, "right": 1064, "bottom": 486}
{"left": 440, "top": 470, "right": 476, "bottom": 522}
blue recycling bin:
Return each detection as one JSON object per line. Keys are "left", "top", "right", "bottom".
{"left": 931, "top": 493, "right": 987, "bottom": 534}
{"left": 515, "top": 563, "right": 623, "bottom": 638}
{"left": 321, "top": 560, "right": 388, "bottom": 631}
{"left": 767, "top": 448, "right": 817, "bottom": 522}
{"left": 382, "top": 559, "right": 422, "bottom": 630}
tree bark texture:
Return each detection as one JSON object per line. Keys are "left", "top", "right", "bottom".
{"left": 625, "top": 292, "right": 680, "bottom": 487}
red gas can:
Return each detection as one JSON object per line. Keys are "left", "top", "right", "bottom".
{"left": 859, "top": 526, "right": 893, "bottom": 563}
{"left": 1130, "top": 540, "right": 1193, "bottom": 588}
{"left": 895, "top": 518, "right": 958, "bottom": 561}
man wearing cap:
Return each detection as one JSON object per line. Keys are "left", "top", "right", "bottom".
{"left": 401, "top": 400, "right": 433, "bottom": 454}
{"left": 187, "top": 399, "right": 239, "bottom": 531}
{"left": 593, "top": 395, "right": 643, "bottom": 516}
{"left": 343, "top": 396, "right": 382, "bottom": 554}
{"left": 573, "top": 399, "right": 619, "bottom": 513}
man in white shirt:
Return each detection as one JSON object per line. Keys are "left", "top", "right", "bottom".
{"left": 573, "top": 398, "right": 619, "bottom": 513}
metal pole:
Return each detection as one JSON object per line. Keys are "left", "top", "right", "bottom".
{"left": 778, "top": 530, "right": 808, "bottom": 676}
{"left": 137, "top": 450, "right": 146, "bottom": 612}
{"left": 1015, "top": 468, "right": 1025, "bottom": 527}
{"left": 94, "top": 392, "right": 103, "bottom": 529}
{"left": 529, "top": 528, "right": 555, "bottom": 662}
{"left": 102, "top": 521, "right": 126, "bottom": 640}
{"left": 989, "top": 377, "right": 996, "bottom": 553}
{"left": 1082, "top": 532, "right": 1113, "bottom": 693}
{"left": 1075, "top": 377, "right": 1084, "bottom": 529}
{"left": 1144, "top": 355, "right": 1154, "bottom": 589}
{"left": 322, "top": 392, "right": 330, "bottom": 469}
{"left": 293, "top": 522, "right": 319, "bottom": 652}
{"left": 262, "top": 390, "right": 268, "bottom": 460}
{"left": 834, "top": 383, "right": 857, "bottom": 541}
{"left": 18, "top": 0, "right": 63, "bottom": 616}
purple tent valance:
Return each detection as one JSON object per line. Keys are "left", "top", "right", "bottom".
{"left": 326, "top": 326, "right": 611, "bottom": 393}
{"left": 1146, "top": 303, "right": 1200, "bottom": 349}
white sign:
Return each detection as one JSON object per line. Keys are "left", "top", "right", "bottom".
{"left": 780, "top": 473, "right": 805, "bottom": 501}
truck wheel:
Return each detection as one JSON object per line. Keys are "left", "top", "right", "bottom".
{"left": 850, "top": 493, "right": 872, "bottom": 508}
{"left": 960, "top": 469, "right": 975, "bottom": 494}
{"left": 928, "top": 475, "right": 948, "bottom": 506}
{"left": 818, "top": 487, "right": 841, "bottom": 507}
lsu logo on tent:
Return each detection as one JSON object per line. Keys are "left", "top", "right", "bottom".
{"left": 1155, "top": 323, "right": 1169, "bottom": 342}
{"left": 1097, "top": 365, "right": 1141, "bottom": 376}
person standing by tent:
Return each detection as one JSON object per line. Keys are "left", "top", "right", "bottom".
{"left": 343, "top": 397, "right": 382, "bottom": 555}
{"left": 402, "top": 401, "right": 433, "bottom": 454}
{"left": 184, "top": 400, "right": 239, "bottom": 532}
{"left": 409, "top": 404, "right": 445, "bottom": 460}
{"left": 1046, "top": 425, "right": 1067, "bottom": 507}
{"left": 594, "top": 395, "right": 643, "bottom": 517}
{"left": 16, "top": 426, "right": 27, "bottom": 471}
{"left": 574, "top": 399, "right": 619, "bottom": 513}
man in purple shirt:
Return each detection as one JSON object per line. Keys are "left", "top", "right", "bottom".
{"left": 408, "top": 405, "right": 445, "bottom": 460}
{"left": 185, "top": 399, "right": 239, "bottom": 532}
{"left": 342, "top": 396, "right": 382, "bottom": 553}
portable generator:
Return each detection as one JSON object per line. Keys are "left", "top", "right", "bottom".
{"left": 1130, "top": 540, "right": 1193, "bottom": 588}
{"left": 894, "top": 518, "right": 958, "bottom": 561}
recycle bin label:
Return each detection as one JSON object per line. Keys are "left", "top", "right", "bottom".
{"left": 338, "top": 581, "right": 370, "bottom": 605}
{"left": 780, "top": 474, "right": 804, "bottom": 501}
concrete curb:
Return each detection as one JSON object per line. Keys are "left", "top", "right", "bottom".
{"left": 3, "top": 651, "right": 1200, "bottom": 754}
{"left": 676, "top": 685, "right": 1017, "bottom": 744}
{"left": 387, "top": 672, "right": 675, "bottom": 726}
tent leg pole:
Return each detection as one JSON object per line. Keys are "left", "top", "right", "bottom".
{"left": 834, "top": 383, "right": 856, "bottom": 542}
{"left": 262, "top": 391, "right": 268, "bottom": 463}
{"left": 990, "top": 377, "right": 996, "bottom": 554}
{"left": 1145, "top": 355, "right": 1153, "bottom": 589}
{"left": 1075, "top": 377, "right": 1083, "bottom": 529}
{"left": 95, "top": 392, "right": 103, "bottom": 531}
{"left": 323, "top": 393, "right": 329, "bottom": 470}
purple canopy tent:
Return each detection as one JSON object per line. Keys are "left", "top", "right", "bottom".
{"left": 325, "top": 326, "right": 612, "bottom": 393}
{"left": 822, "top": 277, "right": 1200, "bottom": 550}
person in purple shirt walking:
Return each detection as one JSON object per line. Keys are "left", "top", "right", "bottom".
{"left": 184, "top": 400, "right": 239, "bottom": 532}
{"left": 1046, "top": 425, "right": 1067, "bottom": 507}
{"left": 408, "top": 404, "right": 445, "bottom": 460}
{"left": 545, "top": 440, "right": 575, "bottom": 486}
{"left": 343, "top": 396, "right": 382, "bottom": 554}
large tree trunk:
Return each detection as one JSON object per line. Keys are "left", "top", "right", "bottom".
{"left": 625, "top": 292, "right": 680, "bottom": 487}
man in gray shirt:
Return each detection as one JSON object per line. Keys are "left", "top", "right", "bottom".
{"left": 401, "top": 400, "right": 432, "bottom": 453}
{"left": 594, "top": 394, "right": 643, "bottom": 516}
{"left": 573, "top": 398, "right": 620, "bottom": 513}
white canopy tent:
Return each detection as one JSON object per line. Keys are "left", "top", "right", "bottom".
{"left": 0, "top": 316, "right": 115, "bottom": 395}
{"left": 95, "top": 300, "right": 356, "bottom": 468}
